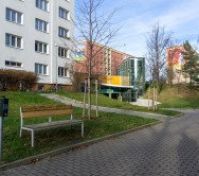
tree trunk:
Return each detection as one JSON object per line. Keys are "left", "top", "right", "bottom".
{"left": 95, "top": 79, "right": 99, "bottom": 117}
{"left": 152, "top": 87, "right": 155, "bottom": 111}
{"left": 87, "top": 77, "right": 91, "bottom": 120}
{"left": 82, "top": 80, "right": 87, "bottom": 118}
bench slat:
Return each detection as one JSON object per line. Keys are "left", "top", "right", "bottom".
{"left": 24, "top": 120, "right": 83, "bottom": 130}
{"left": 21, "top": 105, "right": 73, "bottom": 118}
{"left": 22, "top": 109, "right": 73, "bottom": 118}
{"left": 22, "top": 105, "right": 73, "bottom": 112}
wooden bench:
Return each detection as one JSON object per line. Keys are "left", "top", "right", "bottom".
{"left": 20, "top": 105, "right": 84, "bottom": 147}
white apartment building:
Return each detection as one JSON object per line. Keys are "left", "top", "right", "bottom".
{"left": 0, "top": 0, "right": 74, "bottom": 87}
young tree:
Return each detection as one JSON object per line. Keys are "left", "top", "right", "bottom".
{"left": 146, "top": 23, "right": 172, "bottom": 110}
{"left": 146, "top": 23, "right": 172, "bottom": 86}
{"left": 75, "top": 0, "right": 117, "bottom": 119}
{"left": 183, "top": 41, "right": 199, "bottom": 84}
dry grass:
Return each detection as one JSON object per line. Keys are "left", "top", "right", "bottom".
{"left": 157, "top": 85, "right": 199, "bottom": 108}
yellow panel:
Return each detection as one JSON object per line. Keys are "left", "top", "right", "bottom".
{"left": 100, "top": 76, "right": 130, "bottom": 86}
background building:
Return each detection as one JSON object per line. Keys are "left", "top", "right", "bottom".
{"left": 167, "top": 46, "right": 190, "bottom": 84}
{"left": 118, "top": 57, "right": 145, "bottom": 100}
{"left": 0, "top": 0, "right": 74, "bottom": 89}
{"left": 101, "top": 57, "right": 145, "bottom": 101}
{"left": 74, "top": 42, "right": 130, "bottom": 76}
{"left": 74, "top": 43, "right": 145, "bottom": 101}
{"left": 118, "top": 57, "right": 145, "bottom": 89}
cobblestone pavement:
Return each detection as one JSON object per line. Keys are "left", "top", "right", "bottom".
{"left": 1, "top": 110, "right": 199, "bottom": 176}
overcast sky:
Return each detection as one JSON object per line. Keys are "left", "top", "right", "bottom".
{"left": 76, "top": 0, "right": 199, "bottom": 56}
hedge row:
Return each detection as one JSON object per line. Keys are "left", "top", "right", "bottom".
{"left": 0, "top": 69, "right": 37, "bottom": 91}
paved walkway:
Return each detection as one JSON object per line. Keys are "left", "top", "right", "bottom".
{"left": 130, "top": 98, "right": 161, "bottom": 108}
{"left": 1, "top": 110, "right": 199, "bottom": 176}
{"left": 41, "top": 94, "right": 168, "bottom": 121}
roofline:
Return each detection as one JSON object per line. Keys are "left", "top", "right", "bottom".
{"left": 84, "top": 41, "right": 134, "bottom": 57}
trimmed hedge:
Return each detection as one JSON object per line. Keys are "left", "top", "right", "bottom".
{"left": 0, "top": 69, "right": 37, "bottom": 91}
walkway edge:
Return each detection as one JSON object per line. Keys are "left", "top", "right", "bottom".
{"left": 0, "top": 121, "right": 160, "bottom": 172}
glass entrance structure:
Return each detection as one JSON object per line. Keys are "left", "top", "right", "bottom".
{"left": 117, "top": 57, "right": 145, "bottom": 101}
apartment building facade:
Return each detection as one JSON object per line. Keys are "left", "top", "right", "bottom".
{"left": 167, "top": 46, "right": 190, "bottom": 84}
{"left": 0, "top": 0, "right": 74, "bottom": 88}
{"left": 74, "top": 42, "right": 130, "bottom": 76}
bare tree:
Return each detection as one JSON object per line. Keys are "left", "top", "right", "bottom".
{"left": 146, "top": 23, "right": 172, "bottom": 86}
{"left": 146, "top": 23, "right": 172, "bottom": 110}
{"left": 74, "top": 0, "right": 118, "bottom": 119}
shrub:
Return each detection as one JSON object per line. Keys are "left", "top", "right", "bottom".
{"left": 0, "top": 69, "right": 37, "bottom": 91}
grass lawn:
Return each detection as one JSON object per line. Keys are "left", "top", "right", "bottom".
{"left": 58, "top": 91, "right": 180, "bottom": 116}
{"left": 0, "top": 91, "right": 157, "bottom": 163}
{"left": 158, "top": 86, "right": 199, "bottom": 108}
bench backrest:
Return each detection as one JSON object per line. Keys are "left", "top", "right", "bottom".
{"left": 20, "top": 105, "right": 73, "bottom": 119}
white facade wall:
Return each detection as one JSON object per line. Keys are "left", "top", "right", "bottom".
{"left": 0, "top": 0, "right": 74, "bottom": 85}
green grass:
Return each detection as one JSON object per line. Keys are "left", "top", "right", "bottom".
{"left": 0, "top": 91, "right": 157, "bottom": 163}
{"left": 58, "top": 91, "right": 180, "bottom": 116}
{"left": 58, "top": 91, "right": 131, "bottom": 108}
{"left": 158, "top": 86, "right": 199, "bottom": 108}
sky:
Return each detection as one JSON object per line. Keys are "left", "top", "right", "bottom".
{"left": 76, "top": 0, "right": 199, "bottom": 56}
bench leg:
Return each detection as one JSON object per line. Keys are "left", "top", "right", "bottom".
{"left": 81, "top": 123, "right": 84, "bottom": 137}
{"left": 20, "top": 128, "right": 23, "bottom": 138}
{"left": 31, "top": 130, "right": 35, "bottom": 147}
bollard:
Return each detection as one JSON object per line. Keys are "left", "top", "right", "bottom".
{"left": 0, "top": 116, "right": 3, "bottom": 161}
{"left": 0, "top": 97, "right": 9, "bottom": 161}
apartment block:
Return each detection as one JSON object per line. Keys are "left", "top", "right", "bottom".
{"left": 167, "top": 46, "right": 190, "bottom": 84}
{"left": 0, "top": 0, "right": 74, "bottom": 88}
{"left": 74, "top": 42, "right": 130, "bottom": 76}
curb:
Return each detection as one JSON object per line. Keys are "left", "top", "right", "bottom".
{"left": 0, "top": 121, "right": 160, "bottom": 172}
{"left": 174, "top": 112, "right": 184, "bottom": 118}
{"left": 168, "top": 111, "right": 184, "bottom": 119}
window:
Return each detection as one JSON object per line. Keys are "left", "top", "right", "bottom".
{"left": 137, "top": 60, "right": 144, "bottom": 81}
{"left": 36, "top": 0, "right": 49, "bottom": 11}
{"left": 35, "top": 63, "right": 47, "bottom": 75}
{"left": 58, "top": 47, "right": 69, "bottom": 58}
{"left": 58, "top": 27, "right": 69, "bottom": 38}
{"left": 131, "top": 60, "right": 135, "bottom": 68}
{"left": 58, "top": 67, "right": 69, "bottom": 77}
{"left": 6, "top": 8, "right": 23, "bottom": 24}
{"left": 5, "top": 33, "right": 22, "bottom": 49}
{"left": 59, "top": 7, "right": 69, "bottom": 20}
{"left": 35, "top": 41, "right": 48, "bottom": 54}
{"left": 35, "top": 18, "right": 48, "bottom": 33}
{"left": 5, "top": 60, "right": 22, "bottom": 68}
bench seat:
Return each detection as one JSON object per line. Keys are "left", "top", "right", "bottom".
{"left": 24, "top": 120, "right": 83, "bottom": 131}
